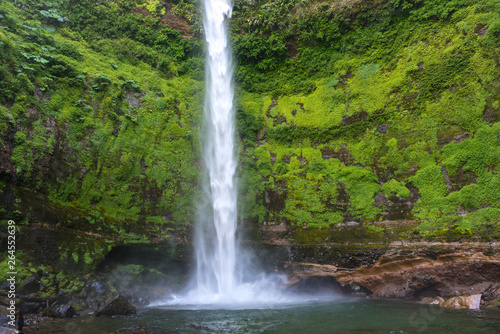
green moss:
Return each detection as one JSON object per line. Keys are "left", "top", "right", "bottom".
{"left": 417, "top": 206, "right": 500, "bottom": 240}
{"left": 283, "top": 177, "right": 343, "bottom": 227}
{"left": 0, "top": 254, "right": 33, "bottom": 284}
{"left": 231, "top": 0, "right": 500, "bottom": 237}
{"left": 83, "top": 252, "right": 92, "bottom": 266}
{"left": 337, "top": 167, "right": 383, "bottom": 221}
{"left": 383, "top": 179, "right": 411, "bottom": 198}
{"left": 411, "top": 165, "right": 448, "bottom": 200}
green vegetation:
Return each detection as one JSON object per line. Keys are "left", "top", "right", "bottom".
{"left": 0, "top": 0, "right": 499, "bottom": 286}
{"left": 0, "top": 0, "right": 204, "bottom": 274}
{"left": 0, "top": 0, "right": 203, "bottom": 234}
{"left": 232, "top": 0, "right": 500, "bottom": 237}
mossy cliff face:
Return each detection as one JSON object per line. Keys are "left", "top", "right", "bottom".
{"left": 0, "top": 0, "right": 499, "bottom": 298}
{"left": 0, "top": 0, "right": 202, "bottom": 287}
{"left": 231, "top": 0, "right": 500, "bottom": 241}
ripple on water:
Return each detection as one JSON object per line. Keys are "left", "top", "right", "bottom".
{"left": 23, "top": 299, "right": 500, "bottom": 334}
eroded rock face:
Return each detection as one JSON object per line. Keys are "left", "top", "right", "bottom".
{"left": 335, "top": 246, "right": 500, "bottom": 299}
{"left": 481, "top": 284, "right": 500, "bottom": 308}
{"left": 286, "top": 276, "right": 344, "bottom": 295}
{"left": 254, "top": 223, "right": 500, "bottom": 302}
{"left": 440, "top": 294, "right": 482, "bottom": 310}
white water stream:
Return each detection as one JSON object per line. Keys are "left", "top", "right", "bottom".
{"left": 154, "top": 0, "right": 336, "bottom": 306}
{"left": 157, "top": 0, "right": 284, "bottom": 305}
{"left": 194, "top": 0, "right": 239, "bottom": 299}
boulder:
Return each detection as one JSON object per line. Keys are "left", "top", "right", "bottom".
{"left": 95, "top": 295, "right": 136, "bottom": 317}
{"left": 18, "top": 277, "right": 42, "bottom": 295}
{"left": 440, "top": 294, "right": 482, "bottom": 310}
{"left": 42, "top": 304, "right": 78, "bottom": 318}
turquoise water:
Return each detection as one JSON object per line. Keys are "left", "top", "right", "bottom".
{"left": 25, "top": 299, "right": 500, "bottom": 334}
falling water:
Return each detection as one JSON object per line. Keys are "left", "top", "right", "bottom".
{"left": 154, "top": 0, "right": 336, "bottom": 306}
{"left": 195, "top": 0, "right": 238, "bottom": 300}
{"left": 169, "top": 0, "right": 288, "bottom": 304}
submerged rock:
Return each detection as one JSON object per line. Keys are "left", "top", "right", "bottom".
{"left": 95, "top": 295, "right": 136, "bottom": 317}
{"left": 440, "top": 294, "right": 482, "bottom": 310}
{"left": 420, "top": 296, "right": 445, "bottom": 305}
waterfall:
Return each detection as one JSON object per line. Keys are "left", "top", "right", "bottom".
{"left": 195, "top": 0, "right": 238, "bottom": 299}
{"left": 184, "top": 0, "right": 288, "bottom": 304}
{"left": 156, "top": 0, "right": 303, "bottom": 306}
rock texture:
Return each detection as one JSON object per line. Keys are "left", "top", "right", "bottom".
{"left": 335, "top": 246, "right": 500, "bottom": 299}
{"left": 95, "top": 295, "right": 136, "bottom": 317}
{"left": 420, "top": 296, "right": 445, "bottom": 305}
{"left": 440, "top": 294, "right": 482, "bottom": 310}
{"left": 286, "top": 276, "right": 345, "bottom": 295}
{"left": 254, "top": 222, "right": 500, "bottom": 303}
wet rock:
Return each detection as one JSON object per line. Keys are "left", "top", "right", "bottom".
{"left": 340, "top": 281, "right": 373, "bottom": 297}
{"left": 440, "top": 294, "right": 481, "bottom": 310}
{"left": 17, "top": 295, "right": 56, "bottom": 315}
{"left": 91, "top": 281, "right": 106, "bottom": 294}
{"left": 81, "top": 279, "right": 112, "bottom": 310}
{"left": 420, "top": 296, "right": 445, "bottom": 305}
{"left": 95, "top": 295, "right": 136, "bottom": 317}
{"left": 257, "top": 224, "right": 499, "bottom": 302}
{"left": 320, "top": 146, "right": 351, "bottom": 164}
{"left": 286, "top": 262, "right": 338, "bottom": 286}
{"left": 19, "top": 301, "right": 44, "bottom": 314}
{"left": 341, "top": 111, "right": 367, "bottom": 126}
{"left": 385, "top": 192, "right": 416, "bottom": 221}
{"left": 42, "top": 304, "right": 78, "bottom": 318}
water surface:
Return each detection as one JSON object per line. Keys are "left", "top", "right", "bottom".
{"left": 25, "top": 299, "right": 500, "bottom": 334}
